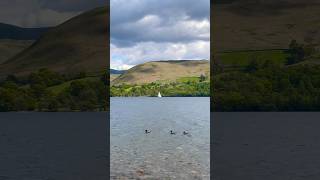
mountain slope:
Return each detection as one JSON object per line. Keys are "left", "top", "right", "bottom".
{"left": 110, "top": 69, "right": 125, "bottom": 74}
{"left": 0, "top": 6, "right": 108, "bottom": 78}
{"left": 0, "top": 23, "right": 49, "bottom": 40}
{"left": 0, "top": 40, "right": 33, "bottom": 64}
{"left": 213, "top": 0, "right": 320, "bottom": 52}
{"left": 112, "top": 60, "right": 210, "bottom": 85}
{"left": 110, "top": 69, "right": 125, "bottom": 81}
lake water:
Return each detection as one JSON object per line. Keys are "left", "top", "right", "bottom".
{"left": 213, "top": 113, "right": 320, "bottom": 180}
{"left": 0, "top": 113, "right": 108, "bottom": 180}
{"left": 110, "top": 97, "right": 210, "bottom": 179}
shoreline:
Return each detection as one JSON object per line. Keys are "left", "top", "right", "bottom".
{"left": 111, "top": 96, "right": 210, "bottom": 97}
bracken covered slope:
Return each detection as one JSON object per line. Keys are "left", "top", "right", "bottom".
{"left": 112, "top": 60, "right": 210, "bottom": 85}
{"left": 0, "top": 6, "right": 109, "bottom": 78}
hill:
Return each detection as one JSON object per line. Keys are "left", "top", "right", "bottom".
{"left": 110, "top": 69, "right": 125, "bottom": 74}
{"left": 110, "top": 69, "right": 125, "bottom": 82}
{"left": 0, "top": 39, "right": 33, "bottom": 64}
{"left": 0, "top": 6, "right": 108, "bottom": 78}
{"left": 0, "top": 23, "right": 49, "bottom": 40}
{"left": 212, "top": 1, "right": 320, "bottom": 111}
{"left": 213, "top": 0, "right": 320, "bottom": 52}
{"left": 112, "top": 60, "right": 210, "bottom": 85}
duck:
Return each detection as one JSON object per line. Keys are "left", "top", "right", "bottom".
{"left": 145, "top": 129, "right": 151, "bottom": 134}
{"left": 183, "top": 131, "right": 189, "bottom": 135}
{"left": 170, "top": 130, "right": 176, "bottom": 135}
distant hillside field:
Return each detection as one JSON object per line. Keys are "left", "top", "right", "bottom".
{"left": 0, "top": 40, "right": 33, "bottom": 64}
{"left": 213, "top": 0, "right": 320, "bottom": 52}
{"left": 215, "top": 49, "right": 290, "bottom": 71}
{"left": 110, "top": 74, "right": 120, "bottom": 82}
{"left": 0, "top": 6, "right": 109, "bottom": 78}
{"left": 112, "top": 60, "right": 210, "bottom": 85}
{"left": 110, "top": 69, "right": 125, "bottom": 82}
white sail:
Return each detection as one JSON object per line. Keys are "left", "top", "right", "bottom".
{"left": 158, "top": 92, "right": 162, "bottom": 97}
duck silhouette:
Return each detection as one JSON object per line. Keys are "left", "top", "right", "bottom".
{"left": 145, "top": 130, "right": 151, "bottom": 134}
{"left": 183, "top": 131, "right": 189, "bottom": 135}
{"left": 170, "top": 130, "right": 176, "bottom": 135}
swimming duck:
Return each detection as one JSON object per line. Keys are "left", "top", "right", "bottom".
{"left": 145, "top": 130, "right": 151, "bottom": 134}
{"left": 170, "top": 130, "right": 176, "bottom": 135}
{"left": 183, "top": 131, "right": 189, "bottom": 135}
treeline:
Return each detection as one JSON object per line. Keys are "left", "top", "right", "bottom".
{"left": 286, "top": 40, "right": 315, "bottom": 65}
{"left": 213, "top": 40, "right": 320, "bottom": 111}
{"left": 0, "top": 69, "right": 107, "bottom": 112}
{"left": 111, "top": 80, "right": 210, "bottom": 97}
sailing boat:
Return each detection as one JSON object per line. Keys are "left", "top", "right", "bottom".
{"left": 158, "top": 92, "right": 162, "bottom": 97}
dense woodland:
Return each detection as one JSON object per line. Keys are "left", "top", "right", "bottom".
{"left": 111, "top": 76, "right": 210, "bottom": 97}
{"left": 213, "top": 40, "right": 320, "bottom": 111}
{"left": 0, "top": 69, "right": 107, "bottom": 112}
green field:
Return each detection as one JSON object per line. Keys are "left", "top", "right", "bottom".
{"left": 217, "top": 49, "right": 289, "bottom": 67}
{"left": 177, "top": 77, "right": 201, "bottom": 83}
{"left": 48, "top": 76, "right": 99, "bottom": 94}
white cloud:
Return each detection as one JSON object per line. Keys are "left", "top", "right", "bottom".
{"left": 111, "top": 41, "right": 210, "bottom": 70}
{"left": 111, "top": 0, "right": 210, "bottom": 70}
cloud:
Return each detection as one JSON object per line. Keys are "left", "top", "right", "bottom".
{"left": 111, "top": 0, "right": 210, "bottom": 47}
{"left": 0, "top": 0, "right": 106, "bottom": 27}
{"left": 111, "top": 0, "right": 210, "bottom": 69}
{"left": 111, "top": 0, "right": 209, "bottom": 24}
{"left": 112, "top": 14, "right": 210, "bottom": 47}
{"left": 111, "top": 41, "right": 210, "bottom": 70}
{"left": 39, "top": 0, "right": 107, "bottom": 12}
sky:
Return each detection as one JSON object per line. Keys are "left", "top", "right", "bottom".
{"left": 0, "top": 0, "right": 106, "bottom": 27}
{"left": 111, "top": 0, "right": 210, "bottom": 70}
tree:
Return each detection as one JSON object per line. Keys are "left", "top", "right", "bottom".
{"left": 5, "top": 75, "right": 19, "bottom": 84}
{"left": 263, "top": 59, "right": 278, "bottom": 69}
{"left": 286, "top": 40, "right": 314, "bottom": 65}
{"left": 200, "top": 74, "right": 206, "bottom": 82}
{"left": 246, "top": 56, "right": 261, "bottom": 72}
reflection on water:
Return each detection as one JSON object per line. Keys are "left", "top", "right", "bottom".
{"left": 111, "top": 97, "right": 210, "bottom": 179}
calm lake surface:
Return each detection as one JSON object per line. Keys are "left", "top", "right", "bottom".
{"left": 0, "top": 113, "right": 108, "bottom": 180}
{"left": 213, "top": 113, "right": 320, "bottom": 180}
{"left": 111, "top": 97, "right": 210, "bottom": 179}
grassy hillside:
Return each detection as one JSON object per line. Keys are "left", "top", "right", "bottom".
{"left": 48, "top": 76, "right": 99, "bottom": 95}
{"left": 0, "top": 40, "right": 33, "bottom": 64}
{"left": 0, "top": 6, "right": 109, "bottom": 78}
{"left": 112, "top": 60, "right": 210, "bottom": 85}
{"left": 213, "top": 1, "right": 320, "bottom": 52}
{"left": 217, "top": 49, "right": 289, "bottom": 67}
{"left": 111, "top": 60, "right": 210, "bottom": 97}
{"left": 110, "top": 74, "right": 120, "bottom": 82}
{"left": 110, "top": 69, "right": 125, "bottom": 81}
{"left": 212, "top": 1, "right": 320, "bottom": 111}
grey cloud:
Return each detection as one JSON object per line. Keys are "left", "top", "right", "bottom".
{"left": 111, "top": 0, "right": 210, "bottom": 47}
{"left": 111, "top": 41, "right": 210, "bottom": 70}
{"left": 111, "top": 0, "right": 209, "bottom": 24}
{"left": 39, "top": 0, "right": 107, "bottom": 12}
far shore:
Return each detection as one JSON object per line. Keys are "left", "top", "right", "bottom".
{"left": 111, "top": 96, "right": 210, "bottom": 97}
